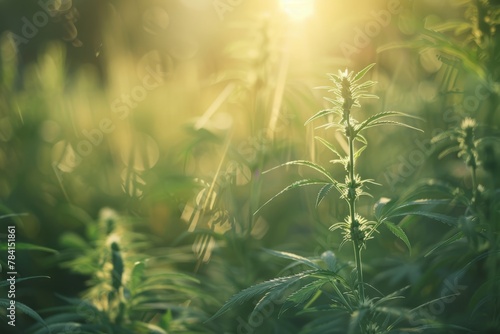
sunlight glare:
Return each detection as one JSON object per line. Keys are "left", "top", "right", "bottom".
{"left": 280, "top": 0, "right": 315, "bottom": 21}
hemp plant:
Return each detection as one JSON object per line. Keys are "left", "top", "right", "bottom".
{"left": 429, "top": 117, "right": 500, "bottom": 331}
{"left": 28, "top": 208, "right": 209, "bottom": 334}
{"left": 210, "top": 64, "right": 437, "bottom": 333}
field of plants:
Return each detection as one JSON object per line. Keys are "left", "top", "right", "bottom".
{"left": 0, "top": 0, "right": 499, "bottom": 333}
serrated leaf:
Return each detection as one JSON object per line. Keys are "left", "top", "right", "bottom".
{"left": 264, "top": 160, "right": 335, "bottom": 183}
{"left": 264, "top": 249, "right": 322, "bottom": 270}
{"left": 305, "top": 108, "right": 338, "bottom": 125}
{"left": 352, "top": 80, "right": 377, "bottom": 91}
{"left": 0, "top": 299, "right": 46, "bottom": 326}
{"left": 254, "top": 179, "right": 330, "bottom": 215}
{"left": 353, "top": 63, "right": 376, "bottom": 82}
{"left": 316, "top": 183, "right": 336, "bottom": 207}
{"left": 360, "top": 120, "right": 423, "bottom": 133}
{"left": 425, "top": 231, "right": 464, "bottom": 257}
{"left": 355, "top": 111, "right": 404, "bottom": 133}
{"left": 399, "top": 179, "right": 458, "bottom": 201}
{"left": 469, "top": 277, "right": 500, "bottom": 317}
{"left": 376, "top": 195, "right": 456, "bottom": 226}
{"left": 279, "top": 278, "right": 329, "bottom": 316}
{"left": 391, "top": 199, "right": 453, "bottom": 212}
{"left": 374, "top": 197, "right": 395, "bottom": 220}
{"left": 314, "top": 136, "right": 343, "bottom": 159}
{"left": 391, "top": 210, "right": 458, "bottom": 226}
{"left": 384, "top": 222, "right": 411, "bottom": 253}
{"left": 209, "top": 271, "right": 317, "bottom": 321}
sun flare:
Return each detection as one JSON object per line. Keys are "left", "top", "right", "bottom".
{"left": 279, "top": 0, "right": 315, "bottom": 21}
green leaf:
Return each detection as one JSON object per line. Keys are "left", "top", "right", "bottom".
{"left": 314, "top": 136, "right": 343, "bottom": 159}
{"left": 159, "top": 309, "right": 172, "bottom": 329}
{"left": 399, "top": 179, "right": 458, "bottom": 201}
{"left": 279, "top": 278, "right": 329, "bottom": 316}
{"left": 129, "top": 261, "right": 146, "bottom": 292}
{"left": 391, "top": 210, "right": 458, "bottom": 226}
{"left": 469, "top": 276, "right": 500, "bottom": 316}
{"left": 384, "top": 222, "right": 411, "bottom": 253}
{"left": 0, "top": 276, "right": 50, "bottom": 287}
{"left": 304, "top": 108, "right": 338, "bottom": 125}
{"left": 348, "top": 309, "right": 369, "bottom": 334}
{"left": 374, "top": 197, "right": 396, "bottom": 220}
{"left": 31, "top": 323, "right": 98, "bottom": 334}
{"left": 264, "top": 160, "right": 335, "bottom": 183}
{"left": 0, "top": 242, "right": 58, "bottom": 253}
{"left": 264, "top": 249, "right": 322, "bottom": 270}
{"left": 0, "top": 299, "right": 46, "bottom": 326}
{"left": 360, "top": 120, "right": 423, "bottom": 133}
{"left": 208, "top": 271, "right": 317, "bottom": 320}
{"left": 353, "top": 144, "right": 367, "bottom": 159}
{"left": 425, "top": 231, "right": 464, "bottom": 257}
{"left": 316, "top": 183, "right": 336, "bottom": 207}
{"left": 255, "top": 179, "right": 330, "bottom": 215}
{"left": 352, "top": 80, "right": 377, "bottom": 92}
{"left": 438, "top": 145, "right": 461, "bottom": 159}
{"left": 0, "top": 211, "right": 28, "bottom": 226}
{"left": 419, "top": 28, "right": 486, "bottom": 79}
{"left": 131, "top": 321, "right": 168, "bottom": 334}
{"left": 354, "top": 93, "right": 379, "bottom": 100}
{"left": 376, "top": 196, "right": 455, "bottom": 224}
{"left": 352, "top": 63, "right": 376, "bottom": 83}
{"left": 354, "top": 111, "right": 404, "bottom": 133}
{"left": 429, "top": 21, "right": 472, "bottom": 32}
{"left": 59, "top": 232, "right": 88, "bottom": 250}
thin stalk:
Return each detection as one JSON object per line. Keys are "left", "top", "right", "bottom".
{"left": 471, "top": 164, "right": 478, "bottom": 201}
{"left": 353, "top": 238, "right": 365, "bottom": 301}
{"left": 346, "top": 117, "right": 365, "bottom": 301}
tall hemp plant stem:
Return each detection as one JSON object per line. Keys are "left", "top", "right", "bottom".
{"left": 344, "top": 85, "right": 365, "bottom": 302}
{"left": 348, "top": 118, "right": 365, "bottom": 302}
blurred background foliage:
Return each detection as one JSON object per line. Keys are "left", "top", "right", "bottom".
{"left": 0, "top": 0, "right": 499, "bottom": 333}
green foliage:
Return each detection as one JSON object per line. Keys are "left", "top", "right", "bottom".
{"left": 0, "top": 211, "right": 53, "bottom": 330}
{"left": 1, "top": 1, "right": 500, "bottom": 333}
{"left": 210, "top": 65, "right": 443, "bottom": 333}
{"left": 28, "top": 209, "right": 212, "bottom": 334}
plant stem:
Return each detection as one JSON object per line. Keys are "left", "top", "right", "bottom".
{"left": 471, "top": 164, "right": 478, "bottom": 201}
{"left": 347, "top": 118, "right": 365, "bottom": 301}
{"left": 353, "top": 237, "right": 365, "bottom": 301}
